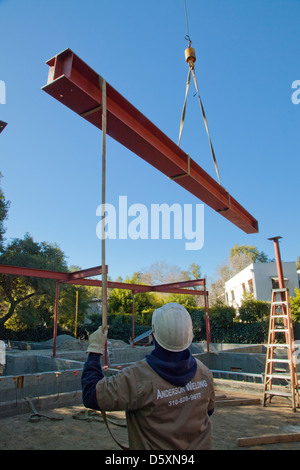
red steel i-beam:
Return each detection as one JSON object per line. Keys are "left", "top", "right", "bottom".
{"left": 42, "top": 48, "right": 258, "bottom": 234}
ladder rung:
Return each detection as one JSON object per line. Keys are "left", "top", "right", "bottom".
{"left": 266, "top": 373, "right": 291, "bottom": 380}
{"left": 270, "top": 329, "right": 289, "bottom": 332}
{"left": 272, "top": 315, "right": 288, "bottom": 318}
{"left": 264, "top": 390, "right": 293, "bottom": 397}
{"left": 267, "top": 359, "right": 290, "bottom": 363}
{"left": 272, "top": 288, "right": 288, "bottom": 293}
{"left": 267, "top": 344, "right": 289, "bottom": 348}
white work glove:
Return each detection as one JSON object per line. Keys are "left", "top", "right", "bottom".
{"left": 86, "top": 325, "right": 109, "bottom": 355}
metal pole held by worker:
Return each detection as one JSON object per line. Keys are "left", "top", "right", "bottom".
{"left": 100, "top": 76, "right": 108, "bottom": 365}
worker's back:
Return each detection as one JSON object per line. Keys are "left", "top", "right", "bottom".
{"left": 96, "top": 357, "right": 215, "bottom": 450}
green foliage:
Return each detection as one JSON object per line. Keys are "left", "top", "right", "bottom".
{"left": 0, "top": 234, "right": 96, "bottom": 336}
{"left": 209, "top": 299, "right": 236, "bottom": 328}
{"left": 239, "top": 293, "right": 270, "bottom": 323}
{"left": 189, "top": 308, "right": 206, "bottom": 341}
{"left": 230, "top": 244, "right": 270, "bottom": 263}
{"left": 58, "top": 285, "right": 93, "bottom": 332}
{"left": 290, "top": 288, "right": 300, "bottom": 323}
{"left": 108, "top": 274, "right": 160, "bottom": 317}
{"left": 0, "top": 233, "right": 69, "bottom": 329}
{"left": 210, "top": 322, "right": 269, "bottom": 344}
{"left": 163, "top": 293, "right": 197, "bottom": 310}
{"left": 0, "top": 174, "right": 10, "bottom": 253}
{"left": 82, "top": 312, "right": 150, "bottom": 344}
{"left": 138, "top": 308, "right": 155, "bottom": 326}
{"left": 0, "top": 324, "right": 72, "bottom": 343}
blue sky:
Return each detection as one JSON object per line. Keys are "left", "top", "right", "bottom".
{"left": 0, "top": 0, "right": 299, "bottom": 285}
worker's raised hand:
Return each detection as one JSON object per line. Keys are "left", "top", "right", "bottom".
{"left": 86, "top": 325, "right": 109, "bottom": 355}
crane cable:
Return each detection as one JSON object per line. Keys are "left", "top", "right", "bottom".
{"left": 179, "top": 0, "right": 221, "bottom": 186}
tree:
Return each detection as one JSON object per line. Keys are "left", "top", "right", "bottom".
{"left": 0, "top": 233, "right": 68, "bottom": 329}
{"left": 230, "top": 244, "right": 270, "bottom": 263}
{"left": 181, "top": 263, "right": 202, "bottom": 281}
{"left": 108, "top": 274, "right": 160, "bottom": 317}
{"left": 164, "top": 293, "right": 197, "bottom": 310}
{"left": 58, "top": 284, "right": 93, "bottom": 332}
{"left": 209, "top": 244, "right": 272, "bottom": 304}
{"left": 0, "top": 173, "right": 10, "bottom": 253}
{"left": 139, "top": 260, "right": 187, "bottom": 285}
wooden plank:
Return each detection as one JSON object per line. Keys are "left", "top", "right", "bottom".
{"left": 237, "top": 433, "right": 300, "bottom": 447}
{"left": 216, "top": 398, "right": 261, "bottom": 407}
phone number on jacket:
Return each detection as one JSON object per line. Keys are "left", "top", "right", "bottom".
{"left": 168, "top": 392, "right": 201, "bottom": 407}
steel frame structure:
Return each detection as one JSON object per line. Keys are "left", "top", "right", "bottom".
{"left": 42, "top": 48, "right": 258, "bottom": 235}
{"left": 0, "top": 264, "right": 210, "bottom": 356}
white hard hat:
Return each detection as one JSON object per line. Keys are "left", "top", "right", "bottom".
{"left": 152, "top": 303, "right": 193, "bottom": 352}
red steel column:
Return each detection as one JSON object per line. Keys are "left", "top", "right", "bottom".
{"left": 132, "top": 291, "right": 135, "bottom": 348}
{"left": 204, "top": 281, "right": 211, "bottom": 353}
{"left": 53, "top": 281, "right": 60, "bottom": 358}
{"left": 268, "top": 236, "right": 285, "bottom": 289}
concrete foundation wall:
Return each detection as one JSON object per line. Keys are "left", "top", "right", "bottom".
{"left": 1, "top": 342, "right": 298, "bottom": 419}
{"left": 3, "top": 354, "right": 84, "bottom": 376}
{"left": 197, "top": 352, "right": 266, "bottom": 375}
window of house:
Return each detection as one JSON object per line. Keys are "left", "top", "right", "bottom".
{"left": 248, "top": 279, "right": 253, "bottom": 293}
{"left": 242, "top": 283, "right": 246, "bottom": 293}
{"left": 271, "top": 278, "right": 289, "bottom": 289}
{"left": 231, "top": 290, "right": 235, "bottom": 301}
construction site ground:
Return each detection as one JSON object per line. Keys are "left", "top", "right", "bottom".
{"left": 0, "top": 387, "right": 299, "bottom": 451}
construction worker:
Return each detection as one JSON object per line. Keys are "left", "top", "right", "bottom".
{"left": 81, "top": 302, "right": 215, "bottom": 450}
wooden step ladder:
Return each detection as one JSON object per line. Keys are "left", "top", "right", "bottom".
{"left": 263, "top": 288, "right": 299, "bottom": 411}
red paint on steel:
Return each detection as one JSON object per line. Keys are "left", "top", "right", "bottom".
{"left": 268, "top": 236, "right": 285, "bottom": 289}
{"left": 42, "top": 49, "right": 258, "bottom": 234}
{"left": 0, "top": 264, "right": 106, "bottom": 281}
{"left": 53, "top": 281, "right": 60, "bottom": 357}
{"left": 0, "top": 264, "right": 210, "bottom": 351}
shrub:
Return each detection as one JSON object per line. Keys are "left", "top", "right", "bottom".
{"left": 290, "top": 288, "right": 300, "bottom": 323}
{"left": 239, "top": 293, "right": 270, "bottom": 323}
{"left": 209, "top": 300, "right": 236, "bottom": 328}
{"left": 210, "top": 322, "right": 268, "bottom": 344}
{"left": 190, "top": 308, "right": 206, "bottom": 341}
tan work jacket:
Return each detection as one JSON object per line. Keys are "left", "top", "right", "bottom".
{"left": 96, "top": 358, "right": 215, "bottom": 450}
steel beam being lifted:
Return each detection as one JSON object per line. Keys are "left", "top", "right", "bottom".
{"left": 42, "top": 48, "right": 258, "bottom": 234}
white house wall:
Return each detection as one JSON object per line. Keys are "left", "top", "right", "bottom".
{"left": 253, "top": 262, "right": 298, "bottom": 302}
{"left": 225, "top": 263, "right": 255, "bottom": 308}
{"left": 225, "top": 262, "right": 298, "bottom": 308}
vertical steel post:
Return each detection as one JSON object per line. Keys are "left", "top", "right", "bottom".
{"left": 74, "top": 290, "right": 78, "bottom": 338}
{"left": 53, "top": 281, "right": 60, "bottom": 358}
{"left": 268, "top": 236, "right": 287, "bottom": 341}
{"left": 268, "top": 236, "right": 284, "bottom": 289}
{"left": 100, "top": 76, "right": 108, "bottom": 366}
{"left": 204, "top": 280, "right": 211, "bottom": 353}
{"left": 132, "top": 291, "right": 135, "bottom": 348}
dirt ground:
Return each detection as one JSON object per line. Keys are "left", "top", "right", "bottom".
{"left": 0, "top": 388, "right": 299, "bottom": 451}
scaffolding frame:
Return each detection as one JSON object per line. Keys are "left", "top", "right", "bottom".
{"left": 0, "top": 264, "right": 210, "bottom": 357}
